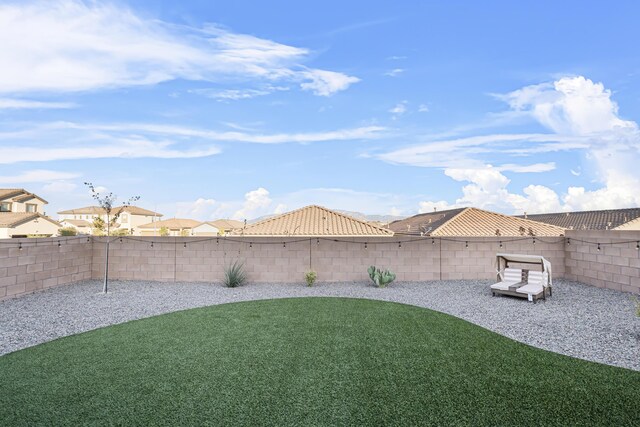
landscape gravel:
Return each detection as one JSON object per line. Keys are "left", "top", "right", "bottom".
{"left": 1, "top": 279, "right": 638, "bottom": 371}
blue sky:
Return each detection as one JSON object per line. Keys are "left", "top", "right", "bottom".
{"left": 1, "top": 0, "right": 640, "bottom": 220}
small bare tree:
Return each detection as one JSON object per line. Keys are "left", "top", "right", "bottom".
{"left": 85, "top": 182, "right": 140, "bottom": 294}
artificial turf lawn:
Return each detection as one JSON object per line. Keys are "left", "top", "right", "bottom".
{"left": 0, "top": 298, "right": 638, "bottom": 426}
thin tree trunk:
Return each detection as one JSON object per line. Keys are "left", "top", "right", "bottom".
{"left": 103, "top": 217, "right": 110, "bottom": 293}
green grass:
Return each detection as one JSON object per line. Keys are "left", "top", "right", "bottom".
{"left": 1, "top": 298, "right": 638, "bottom": 426}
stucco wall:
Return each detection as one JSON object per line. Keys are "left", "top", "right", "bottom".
{"left": 0, "top": 237, "right": 93, "bottom": 300}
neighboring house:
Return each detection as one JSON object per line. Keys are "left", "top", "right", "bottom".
{"left": 388, "top": 207, "right": 565, "bottom": 236}
{"left": 518, "top": 208, "right": 640, "bottom": 231}
{"left": 137, "top": 218, "right": 201, "bottom": 236}
{"left": 58, "top": 205, "right": 163, "bottom": 235}
{"left": 0, "top": 189, "right": 61, "bottom": 238}
{"left": 192, "top": 219, "right": 244, "bottom": 236}
{"left": 236, "top": 205, "right": 394, "bottom": 237}
{"left": 191, "top": 222, "right": 219, "bottom": 236}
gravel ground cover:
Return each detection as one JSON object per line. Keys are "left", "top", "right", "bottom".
{"left": 1, "top": 278, "right": 638, "bottom": 370}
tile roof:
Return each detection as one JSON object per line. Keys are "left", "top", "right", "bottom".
{"left": 236, "top": 205, "right": 395, "bottom": 237}
{"left": 388, "top": 208, "right": 466, "bottom": 235}
{"left": 517, "top": 208, "right": 640, "bottom": 230}
{"left": 0, "top": 188, "right": 48, "bottom": 204}
{"left": 205, "top": 219, "right": 244, "bottom": 230}
{"left": 389, "top": 207, "right": 565, "bottom": 236}
{"left": 0, "top": 212, "right": 61, "bottom": 228}
{"left": 58, "top": 205, "right": 163, "bottom": 216}
{"left": 138, "top": 218, "right": 201, "bottom": 229}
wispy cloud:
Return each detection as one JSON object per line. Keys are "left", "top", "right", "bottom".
{"left": 0, "top": 1, "right": 358, "bottom": 96}
{"left": 0, "top": 121, "right": 386, "bottom": 163}
{"left": 399, "top": 76, "right": 640, "bottom": 212}
{"left": 384, "top": 68, "right": 404, "bottom": 77}
{"left": 389, "top": 101, "right": 408, "bottom": 119}
{"left": 190, "top": 86, "right": 288, "bottom": 101}
{"left": 0, "top": 98, "right": 75, "bottom": 109}
{"left": 0, "top": 169, "right": 80, "bottom": 183}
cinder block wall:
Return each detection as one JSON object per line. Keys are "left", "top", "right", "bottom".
{"left": 565, "top": 230, "right": 640, "bottom": 293}
{"left": 0, "top": 237, "right": 93, "bottom": 300}
{"left": 90, "top": 236, "right": 566, "bottom": 284}
{"left": 7, "top": 230, "right": 640, "bottom": 301}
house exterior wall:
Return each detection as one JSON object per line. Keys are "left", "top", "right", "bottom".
{"left": 564, "top": 230, "right": 640, "bottom": 294}
{"left": 192, "top": 223, "right": 220, "bottom": 236}
{"left": 8, "top": 218, "right": 60, "bottom": 237}
{"left": 0, "top": 237, "right": 93, "bottom": 300}
{"left": 10, "top": 199, "right": 47, "bottom": 214}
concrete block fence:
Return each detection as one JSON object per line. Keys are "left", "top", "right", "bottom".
{"left": 1, "top": 230, "right": 639, "bottom": 301}
{"left": 565, "top": 230, "right": 640, "bottom": 294}
{"left": 0, "top": 236, "right": 93, "bottom": 300}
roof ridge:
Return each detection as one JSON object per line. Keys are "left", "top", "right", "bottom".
{"left": 524, "top": 207, "right": 640, "bottom": 216}
{"left": 469, "top": 207, "right": 565, "bottom": 231}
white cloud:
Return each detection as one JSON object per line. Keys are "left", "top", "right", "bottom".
{"left": 0, "top": 121, "right": 385, "bottom": 163}
{"left": 43, "top": 181, "right": 77, "bottom": 193}
{"left": 418, "top": 200, "right": 459, "bottom": 214}
{"left": 175, "top": 198, "right": 217, "bottom": 219}
{"left": 0, "top": 1, "right": 358, "bottom": 96}
{"left": 299, "top": 69, "right": 360, "bottom": 96}
{"left": 385, "top": 76, "right": 640, "bottom": 212}
{"left": 389, "top": 101, "right": 408, "bottom": 119}
{"left": 232, "top": 187, "right": 274, "bottom": 220}
{"left": 418, "top": 167, "right": 562, "bottom": 214}
{"left": 191, "top": 86, "right": 288, "bottom": 101}
{"left": 172, "top": 187, "right": 423, "bottom": 221}
{"left": 497, "top": 162, "right": 556, "bottom": 173}
{"left": 497, "top": 76, "right": 635, "bottom": 135}
{"left": 0, "top": 98, "right": 75, "bottom": 109}
{"left": 418, "top": 104, "right": 429, "bottom": 113}
{"left": 0, "top": 169, "right": 80, "bottom": 183}
{"left": 384, "top": 68, "right": 404, "bottom": 77}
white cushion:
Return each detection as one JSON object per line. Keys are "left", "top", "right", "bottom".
{"left": 516, "top": 284, "right": 543, "bottom": 295}
{"left": 490, "top": 281, "right": 520, "bottom": 290}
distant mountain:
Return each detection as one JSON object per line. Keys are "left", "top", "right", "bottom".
{"left": 249, "top": 210, "right": 405, "bottom": 224}
{"left": 335, "top": 210, "right": 405, "bottom": 223}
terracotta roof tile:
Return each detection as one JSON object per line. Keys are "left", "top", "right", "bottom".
{"left": 390, "top": 208, "right": 564, "bottom": 237}
{"left": 518, "top": 208, "right": 640, "bottom": 230}
{"left": 236, "top": 205, "right": 394, "bottom": 237}
{"left": 205, "top": 219, "right": 244, "bottom": 230}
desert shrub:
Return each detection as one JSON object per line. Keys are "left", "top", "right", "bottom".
{"left": 58, "top": 227, "right": 77, "bottom": 236}
{"left": 224, "top": 261, "right": 247, "bottom": 288}
{"left": 305, "top": 271, "right": 317, "bottom": 287}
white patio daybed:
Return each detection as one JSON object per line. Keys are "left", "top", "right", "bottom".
{"left": 490, "top": 253, "right": 552, "bottom": 303}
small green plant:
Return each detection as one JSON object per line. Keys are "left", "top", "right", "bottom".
{"left": 223, "top": 261, "right": 247, "bottom": 288}
{"left": 633, "top": 296, "right": 640, "bottom": 317}
{"left": 58, "top": 227, "right": 77, "bottom": 236}
{"left": 305, "top": 271, "right": 317, "bottom": 287}
{"left": 159, "top": 226, "right": 169, "bottom": 236}
{"left": 368, "top": 266, "right": 396, "bottom": 288}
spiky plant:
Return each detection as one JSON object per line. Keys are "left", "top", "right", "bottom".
{"left": 224, "top": 261, "right": 247, "bottom": 288}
